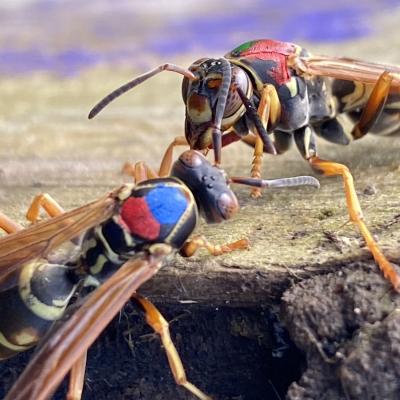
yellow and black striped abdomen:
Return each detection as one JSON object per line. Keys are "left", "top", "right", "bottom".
{"left": 0, "top": 260, "right": 76, "bottom": 359}
{"left": 332, "top": 79, "right": 400, "bottom": 137}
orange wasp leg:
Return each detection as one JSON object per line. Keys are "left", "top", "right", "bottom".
{"left": 66, "top": 351, "right": 88, "bottom": 400}
{"left": 122, "top": 161, "right": 159, "bottom": 184}
{"left": 132, "top": 294, "right": 212, "bottom": 400}
{"left": 309, "top": 156, "right": 400, "bottom": 292}
{"left": 180, "top": 234, "right": 249, "bottom": 257}
{"left": 250, "top": 84, "right": 281, "bottom": 198}
{"left": 352, "top": 71, "right": 393, "bottom": 139}
{"left": 26, "top": 193, "right": 65, "bottom": 224}
{"left": 0, "top": 211, "right": 23, "bottom": 234}
{"left": 157, "top": 136, "right": 189, "bottom": 177}
{"left": 122, "top": 136, "right": 189, "bottom": 182}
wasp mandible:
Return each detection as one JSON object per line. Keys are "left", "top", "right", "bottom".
{"left": 1, "top": 150, "right": 319, "bottom": 400}
{"left": 88, "top": 39, "right": 400, "bottom": 292}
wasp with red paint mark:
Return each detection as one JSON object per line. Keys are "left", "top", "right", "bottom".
{"left": 88, "top": 38, "right": 400, "bottom": 292}
{"left": 0, "top": 150, "right": 319, "bottom": 400}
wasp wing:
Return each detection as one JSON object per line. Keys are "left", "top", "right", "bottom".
{"left": 0, "top": 186, "right": 123, "bottom": 282}
{"left": 4, "top": 251, "right": 166, "bottom": 400}
{"left": 299, "top": 55, "right": 400, "bottom": 88}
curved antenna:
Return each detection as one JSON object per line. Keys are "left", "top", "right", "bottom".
{"left": 236, "top": 87, "right": 277, "bottom": 155}
{"left": 230, "top": 175, "right": 320, "bottom": 189}
{"left": 211, "top": 58, "right": 232, "bottom": 164}
{"left": 88, "top": 64, "right": 197, "bottom": 119}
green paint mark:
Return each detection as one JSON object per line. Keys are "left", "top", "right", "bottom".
{"left": 230, "top": 40, "right": 257, "bottom": 56}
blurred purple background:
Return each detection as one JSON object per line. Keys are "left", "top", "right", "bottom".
{"left": 0, "top": 0, "right": 399, "bottom": 76}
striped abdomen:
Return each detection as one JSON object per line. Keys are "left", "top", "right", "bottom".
{"left": 332, "top": 79, "right": 400, "bottom": 137}
{"left": 0, "top": 261, "right": 76, "bottom": 359}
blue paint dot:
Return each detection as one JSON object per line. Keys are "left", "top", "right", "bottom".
{"left": 146, "top": 186, "right": 188, "bottom": 225}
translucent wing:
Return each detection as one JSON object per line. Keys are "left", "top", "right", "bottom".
{"left": 0, "top": 186, "right": 124, "bottom": 281}
{"left": 4, "top": 252, "right": 166, "bottom": 400}
{"left": 298, "top": 55, "right": 400, "bottom": 89}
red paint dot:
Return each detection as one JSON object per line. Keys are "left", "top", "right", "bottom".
{"left": 120, "top": 197, "right": 160, "bottom": 240}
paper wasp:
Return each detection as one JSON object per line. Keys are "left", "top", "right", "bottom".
{"left": 0, "top": 150, "right": 319, "bottom": 400}
{"left": 88, "top": 38, "right": 400, "bottom": 292}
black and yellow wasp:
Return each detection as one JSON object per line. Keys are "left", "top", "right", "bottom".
{"left": 0, "top": 150, "right": 319, "bottom": 400}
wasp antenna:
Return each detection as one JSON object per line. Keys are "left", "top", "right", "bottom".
{"left": 88, "top": 64, "right": 197, "bottom": 119}
{"left": 230, "top": 176, "right": 320, "bottom": 189}
{"left": 213, "top": 58, "right": 232, "bottom": 129}
{"left": 235, "top": 87, "right": 277, "bottom": 155}
{"left": 211, "top": 58, "right": 232, "bottom": 164}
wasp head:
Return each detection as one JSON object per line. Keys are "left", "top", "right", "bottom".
{"left": 171, "top": 150, "right": 239, "bottom": 224}
{"left": 182, "top": 58, "right": 253, "bottom": 150}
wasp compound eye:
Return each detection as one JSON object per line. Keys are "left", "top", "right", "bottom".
{"left": 223, "top": 66, "right": 252, "bottom": 123}
{"left": 217, "top": 192, "right": 239, "bottom": 220}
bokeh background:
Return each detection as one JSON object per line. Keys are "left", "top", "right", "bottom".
{"left": 1, "top": 2, "right": 400, "bottom": 399}
{"left": 1, "top": 0, "right": 400, "bottom": 75}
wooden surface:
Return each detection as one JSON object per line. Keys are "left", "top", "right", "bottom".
{"left": 0, "top": 6, "right": 400, "bottom": 306}
{"left": 0, "top": 59, "right": 399, "bottom": 306}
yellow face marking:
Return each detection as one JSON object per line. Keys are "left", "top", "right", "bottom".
{"left": 187, "top": 93, "right": 212, "bottom": 123}
{"left": 207, "top": 78, "right": 222, "bottom": 89}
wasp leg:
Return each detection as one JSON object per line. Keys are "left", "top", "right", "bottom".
{"left": 122, "top": 161, "right": 159, "bottom": 184}
{"left": 351, "top": 71, "right": 393, "bottom": 139}
{"left": 220, "top": 131, "right": 242, "bottom": 147}
{"left": 25, "top": 193, "right": 65, "bottom": 224}
{"left": 123, "top": 136, "right": 188, "bottom": 182}
{"left": 66, "top": 351, "right": 87, "bottom": 400}
{"left": 293, "top": 126, "right": 318, "bottom": 159}
{"left": 157, "top": 136, "right": 189, "bottom": 177}
{"left": 0, "top": 211, "right": 23, "bottom": 234}
{"left": 180, "top": 235, "right": 249, "bottom": 257}
{"left": 249, "top": 84, "right": 281, "bottom": 198}
{"left": 250, "top": 129, "right": 264, "bottom": 199}
{"left": 131, "top": 294, "right": 212, "bottom": 400}
{"left": 122, "top": 160, "right": 160, "bottom": 183}
{"left": 294, "top": 126, "right": 400, "bottom": 291}
{"left": 241, "top": 130, "right": 293, "bottom": 154}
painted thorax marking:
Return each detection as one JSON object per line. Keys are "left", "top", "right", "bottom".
{"left": 79, "top": 178, "right": 197, "bottom": 283}
{"left": 227, "top": 39, "right": 303, "bottom": 87}
{"left": 226, "top": 39, "right": 317, "bottom": 131}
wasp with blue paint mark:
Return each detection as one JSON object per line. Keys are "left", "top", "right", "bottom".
{"left": 0, "top": 150, "right": 319, "bottom": 400}
{"left": 88, "top": 38, "right": 400, "bottom": 292}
